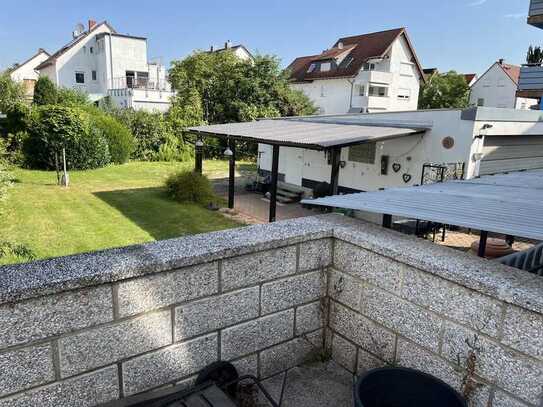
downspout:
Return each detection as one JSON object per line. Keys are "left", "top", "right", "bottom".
{"left": 347, "top": 78, "right": 356, "bottom": 110}
{"left": 108, "top": 33, "right": 114, "bottom": 90}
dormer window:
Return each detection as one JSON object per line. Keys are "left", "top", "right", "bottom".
{"left": 321, "top": 62, "right": 331, "bottom": 72}
{"left": 307, "top": 63, "right": 317, "bottom": 73}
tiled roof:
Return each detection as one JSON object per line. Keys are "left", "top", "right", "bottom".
{"left": 287, "top": 28, "right": 424, "bottom": 82}
{"left": 464, "top": 73, "right": 477, "bottom": 84}
{"left": 500, "top": 63, "right": 520, "bottom": 85}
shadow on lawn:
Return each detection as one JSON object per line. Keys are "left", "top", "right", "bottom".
{"left": 94, "top": 187, "right": 233, "bottom": 241}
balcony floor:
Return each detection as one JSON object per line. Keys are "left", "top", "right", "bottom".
{"left": 257, "top": 361, "right": 354, "bottom": 407}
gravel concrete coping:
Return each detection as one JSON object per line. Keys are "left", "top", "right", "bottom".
{"left": 0, "top": 214, "right": 540, "bottom": 314}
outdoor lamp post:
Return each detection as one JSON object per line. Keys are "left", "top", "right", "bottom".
{"left": 195, "top": 139, "right": 204, "bottom": 174}
{"left": 225, "top": 140, "right": 235, "bottom": 209}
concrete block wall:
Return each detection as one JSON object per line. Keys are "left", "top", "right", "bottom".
{"left": 0, "top": 216, "right": 335, "bottom": 407}
{"left": 1, "top": 214, "right": 542, "bottom": 406}
{"left": 328, "top": 235, "right": 543, "bottom": 407}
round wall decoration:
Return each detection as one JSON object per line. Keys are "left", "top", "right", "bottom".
{"left": 442, "top": 136, "right": 455, "bottom": 149}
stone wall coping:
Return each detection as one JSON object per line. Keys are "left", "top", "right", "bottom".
{"left": 0, "top": 214, "right": 541, "bottom": 314}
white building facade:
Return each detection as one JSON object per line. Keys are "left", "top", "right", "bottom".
{"left": 9, "top": 49, "right": 50, "bottom": 100}
{"left": 36, "top": 20, "right": 173, "bottom": 112}
{"left": 469, "top": 61, "right": 538, "bottom": 110}
{"left": 287, "top": 28, "right": 425, "bottom": 115}
{"left": 257, "top": 108, "right": 543, "bottom": 194}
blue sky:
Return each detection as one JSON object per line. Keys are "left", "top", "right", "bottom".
{"left": 0, "top": 0, "right": 541, "bottom": 75}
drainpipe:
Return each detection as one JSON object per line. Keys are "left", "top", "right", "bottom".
{"left": 347, "top": 79, "right": 356, "bottom": 110}
{"left": 108, "top": 33, "right": 114, "bottom": 90}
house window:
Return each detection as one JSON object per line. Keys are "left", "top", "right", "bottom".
{"left": 369, "top": 86, "right": 388, "bottom": 97}
{"left": 320, "top": 85, "right": 326, "bottom": 97}
{"left": 348, "top": 143, "right": 376, "bottom": 164}
{"left": 477, "top": 98, "right": 485, "bottom": 107}
{"left": 75, "top": 72, "right": 85, "bottom": 84}
{"left": 321, "top": 62, "right": 331, "bottom": 72}
{"left": 307, "top": 63, "right": 316, "bottom": 73}
{"left": 90, "top": 47, "right": 94, "bottom": 54}
{"left": 92, "top": 71, "right": 97, "bottom": 81}
{"left": 398, "top": 88, "right": 411, "bottom": 100}
{"left": 363, "top": 63, "right": 376, "bottom": 71}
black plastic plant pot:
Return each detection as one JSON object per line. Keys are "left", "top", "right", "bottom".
{"left": 354, "top": 367, "right": 467, "bottom": 407}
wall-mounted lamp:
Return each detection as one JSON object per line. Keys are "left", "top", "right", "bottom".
{"left": 475, "top": 124, "right": 493, "bottom": 139}
{"left": 339, "top": 161, "right": 347, "bottom": 168}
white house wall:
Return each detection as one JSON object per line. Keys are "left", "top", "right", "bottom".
{"left": 469, "top": 64, "right": 538, "bottom": 110}
{"left": 110, "top": 36, "right": 149, "bottom": 79}
{"left": 291, "top": 79, "right": 352, "bottom": 115}
{"left": 10, "top": 52, "right": 49, "bottom": 83}
{"left": 258, "top": 110, "right": 477, "bottom": 192}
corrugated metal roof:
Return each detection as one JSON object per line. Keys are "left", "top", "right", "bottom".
{"left": 302, "top": 170, "right": 543, "bottom": 241}
{"left": 188, "top": 119, "right": 427, "bottom": 150}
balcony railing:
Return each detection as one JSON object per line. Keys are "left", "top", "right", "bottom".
{"left": 528, "top": 0, "right": 543, "bottom": 28}
{"left": 110, "top": 76, "right": 172, "bottom": 92}
{"left": 358, "top": 70, "right": 393, "bottom": 85}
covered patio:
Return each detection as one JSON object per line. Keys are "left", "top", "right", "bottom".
{"left": 188, "top": 117, "right": 428, "bottom": 222}
{"left": 303, "top": 169, "right": 543, "bottom": 258}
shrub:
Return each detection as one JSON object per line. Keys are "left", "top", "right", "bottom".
{"left": 24, "top": 105, "right": 110, "bottom": 170}
{"left": 93, "top": 113, "right": 134, "bottom": 164}
{"left": 33, "top": 77, "right": 58, "bottom": 106}
{"left": 56, "top": 87, "right": 90, "bottom": 107}
{"left": 155, "top": 134, "right": 193, "bottom": 162}
{"left": 0, "top": 139, "right": 13, "bottom": 202}
{"left": 0, "top": 71, "right": 25, "bottom": 112}
{"left": 165, "top": 170, "right": 214, "bottom": 205}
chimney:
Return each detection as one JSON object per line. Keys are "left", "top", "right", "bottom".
{"left": 338, "top": 42, "right": 344, "bottom": 50}
{"left": 88, "top": 19, "right": 97, "bottom": 31}
{"left": 498, "top": 58, "right": 504, "bottom": 65}
{"left": 225, "top": 40, "right": 232, "bottom": 49}
{"left": 210, "top": 45, "right": 214, "bottom": 52}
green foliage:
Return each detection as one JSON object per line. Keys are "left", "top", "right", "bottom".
{"left": 527, "top": 46, "right": 543, "bottom": 65}
{"left": 165, "top": 170, "right": 214, "bottom": 205}
{"left": 418, "top": 71, "right": 470, "bottom": 110}
{"left": 155, "top": 134, "right": 194, "bottom": 162}
{"left": 92, "top": 112, "right": 134, "bottom": 164}
{"left": 56, "top": 87, "right": 90, "bottom": 107}
{"left": 24, "top": 105, "right": 110, "bottom": 170}
{"left": 33, "top": 77, "right": 58, "bottom": 106}
{"left": 0, "top": 138, "right": 13, "bottom": 202}
{"left": 0, "top": 71, "right": 25, "bottom": 112}
{"left": 169, "top": 52, "right": 316, "bottom": 124}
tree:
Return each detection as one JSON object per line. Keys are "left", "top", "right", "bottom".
{"left": 33, "top": 76, "right": 58, "bottom": 106}
{"left": 56, "top": 87, "right": 89, "bottom": 107}
{"left": 169, "top": 51, "right": 316, "bottom": 125}
{"left": 418, "top": 71, "right": 470, "bottom": 110}
{"left": 0, "top": 71, "right": 24, "bottom": 112}
{"left": 527, "top": 45, "right": 543, "bottom": 65}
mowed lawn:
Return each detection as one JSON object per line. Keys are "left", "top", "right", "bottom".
{"left": 0, "top": 161, "right": 254, "bottom": 265}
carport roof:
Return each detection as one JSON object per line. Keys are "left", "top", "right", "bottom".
{"left": 188, "top": 118, "right": 428, "bottom": 150}
{"left": 302, "top": 170, "right": 543, "bottom": 241}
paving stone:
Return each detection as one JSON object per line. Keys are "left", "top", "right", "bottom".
{"left": 261, "top": 271, "right": 322, "bottom": 315}
{"left": 59, "top": 310, "right": 172, "bottom": 377}
{"left": 330, "top": 301, "right": 395, "bottom": 363}
{"left": 278, "top": 361, "right": 353, "bottom": 407}
{"left": 359, "top": 285, "right": 442, "bottom": 352}
{"left": 0, "top": 344, "right": 54, "bottom": 397}
{"left": 232, "top": 354, "right": 258, "bottom": 377}
{"left": 0, "top": 365, "right": 119, "bottom": 407}
{"left": 298, "top": 239, "right": 333, "bottom": 272}
{"left": 502, "top": 305, "right": 543, "bottom": 361}
{"left": 401, "top": 267, "right": 504, "bottom": 336}
{"left": 295, "top": 301, "right": 323, "bottom": 335}
{"left": 332, "top": 334, "right": 357, "bottom": 373}
{"left": 260, "top": 335, "right": 321, "bottom": 378}
{"left": 221, "top": 246, "right": 297, "bottom": 291}
{"left": 175, "top": 287, "right": 259, "bottom": 341}
{"left": 441, "top": 322, "right": 543, "bottom": 405}
{"left": 334, "top": 240, "right": 404, "bottom": 293}
{"left": 357, "top": 348, "right": 387, "bottom": 375}
{"left": 396, "top": 338, "right": 462, "bottom": 391}
{"left": 0, "top": 285, "right": 113, "bottom": 348}
{"left": 492, "top": 390, "right": 533, "bottom": 407}
{"left": 221, "top": 310, "right": 294, "bottom": 360}
{"left": 328, "top": 268, "right": 362, "bottom": 310}
{"left": 122, "top": 333, "right": 218, "bottom": 395}
{"left": 117, "top": 263, "right": 218, "bottom": 317}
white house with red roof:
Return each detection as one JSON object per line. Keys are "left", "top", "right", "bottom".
{"left": 8, "top": 49, "right": 50, "bottom": 100}
{"left": 469, "top": 60, "right": 538, "bottom": 110}
{"left": 287, "top": 28, "right": 425, "bottom": 115}
{"left": 35, "top": 20, "right": 174, "bottom": 112}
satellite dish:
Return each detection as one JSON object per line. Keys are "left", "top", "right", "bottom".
{"left": 73, "top": 23, "right": 85, "bottom": 38}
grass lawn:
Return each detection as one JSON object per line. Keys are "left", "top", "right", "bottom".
{"left": 0, "top": 160, "right": 255, "bottom": 265}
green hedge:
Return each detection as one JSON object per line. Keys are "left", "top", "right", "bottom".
{"left": 92, "top": 113, "right": 134, "bottom": 164}
{"left": 24, "top": 106, "right": 110, "bottom": 170}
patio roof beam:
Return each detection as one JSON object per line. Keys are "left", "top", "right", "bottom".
{"left": 478, "top": 231, "right": 488, "bottom": 258}
{"left": 269, "top": 145, "right": 280, "bottom": 223}
{"left": 329, "top": 147, "right": 341, "bottom": 196}
{"left": 228, "top": 140, "right": 236, "bottom": 210}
